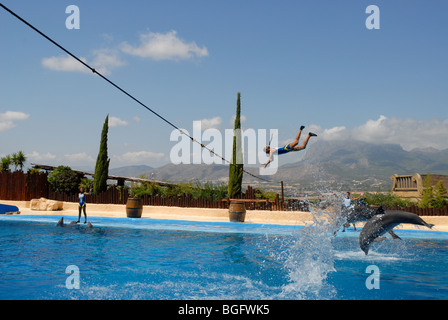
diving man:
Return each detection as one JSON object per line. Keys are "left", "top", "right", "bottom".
{"left": 263, "top": 126, "right": 317, "bottom": 168}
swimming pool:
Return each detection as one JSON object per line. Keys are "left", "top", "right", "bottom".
{"left": 1, "top": 214, "right": 447, "bottom": 300}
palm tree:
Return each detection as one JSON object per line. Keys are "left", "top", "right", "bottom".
{"left": 1, "top": 155, "right": 12, "bottom": 172}
{"left": 11, "top": 151, "right": 26, "bottom": 171}
{"left": 17, "top": 151, "right": 26, "bottom": 171}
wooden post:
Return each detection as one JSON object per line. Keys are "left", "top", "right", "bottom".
{"left": 281, "top": 181, "right": 284, "bottom": 210}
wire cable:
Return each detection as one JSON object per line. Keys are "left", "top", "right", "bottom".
{"left": 0, "top": 2, "right": 270, "bottom": 182}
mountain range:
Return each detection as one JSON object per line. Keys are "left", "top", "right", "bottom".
{"left": 109, "top": 165, "right": 154, "bottom": 177}
{"left": 109, "top": 140, "right": 448, "bottom": 193}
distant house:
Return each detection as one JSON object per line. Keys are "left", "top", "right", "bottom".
{"left": 391, "top": 173, "right": 448, "bottom": 201}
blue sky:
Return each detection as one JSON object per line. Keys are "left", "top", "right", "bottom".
{"left": 1, "top": 0, "right": 447, "bottom": 170}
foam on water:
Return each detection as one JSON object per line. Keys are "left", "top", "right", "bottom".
{"left": 51, "top": 270, "right": 278, "bottom": 300}
{"left": 334, "top": 249, "right": 405, "bottom": 262}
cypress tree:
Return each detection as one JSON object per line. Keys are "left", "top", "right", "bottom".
{"left": 228, "top": 93, "right": 244, "bottom": 198}
{"left": 420, "top": 174, "right": 434, "bottom": 208}
{"left": 93, "top": 115, "right": 110, "bottom": 194}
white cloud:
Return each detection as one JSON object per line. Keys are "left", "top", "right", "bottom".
{"left": 27, "top": 151, "right": 56, "bottom": 162}
{"left": 230, "top": 114, "right": 247, "bottom": 125}
{"left": 194, "top": 116, "right": 222, "bottom": 131}
{"left": 91, "top": 49, "right": 125, "bottom": 75}
{"left": 0, "top": 111, "right": 30, "bottom": 131}
{"left": 109, "top": 116, "right": 128, "bottom": 128}
{"left": 42, "top": 50, "right": 125, "bottom": 75}
{"left": 314, "top": 115, "right": 448, "bottom": 151}
{"left": 113, "top": 151, "right": 165, "bottom": 164}
{"left": 42, "top": 55, "right": 90, "bottom": 73}
{"left": 27, "top": 152, "right": 94, "bottom": 166}
{"left": 121, "top": 30, "right": 209, "bottom": 61}
{"left": 64, "top": 152, "right": 95, "bottom": 163}
{"left": 320, "top": 126, "right": 347, "bottom": 141}
{"left": 351, "top": 115, "right": 389, "bottom": 142}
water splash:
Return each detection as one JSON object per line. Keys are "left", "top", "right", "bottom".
{"left": 275, "top": 177, "right": 348, "bottom": 299}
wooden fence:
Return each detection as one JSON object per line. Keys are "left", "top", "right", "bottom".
{"left": 386, "top": 204, "right": 448, "bottom": 216}
{"left": 48, "top": 185, "right": 305, "bottom": 211}
{"left": 1, "top": 171, "right": 447, "bottom": 214}
{"left": 0, "top": 171, "right": 48, "bottom": 201}
{"left": 0, "top": 171, "right": 302, "bottom": 211}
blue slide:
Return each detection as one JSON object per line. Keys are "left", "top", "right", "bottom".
{"left": 0, "top": 204, "right": 20, "bottom": 214}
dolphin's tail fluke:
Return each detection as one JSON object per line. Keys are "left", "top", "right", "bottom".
{"left": 415, "top": 216, "right": 433, "bottom": 229}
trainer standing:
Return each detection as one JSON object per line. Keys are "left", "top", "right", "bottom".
{"left": 77, "top": 187, "right": 92, "bottom": 224}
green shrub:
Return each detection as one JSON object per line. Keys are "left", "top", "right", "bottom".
{"left": 254, "top": 187, "right": 277, "bottom": 201}
{"left": 364, "top": 191, "right": 414, "bottom": 208}
{"left": 79, "top": 177, "right": 94, "bottom": 191}
{"left": 433, "top": 181, "right": 447, "bottom": 209}
{"left": 128, "top": 178, "right": 228, "bottom": 201}
{"left": 48, "top": 166, "right": 81, "bottom": 194}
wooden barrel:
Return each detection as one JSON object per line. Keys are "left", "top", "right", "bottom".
{"left": 229, "top": 201, "right": 246, "bottom": 222}
{"left": 126, "top": 198, "right": 143, "bottom": 218}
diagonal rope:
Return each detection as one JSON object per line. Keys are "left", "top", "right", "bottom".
{"left": 0, "top": 2, "right": 271, "bottom": 182}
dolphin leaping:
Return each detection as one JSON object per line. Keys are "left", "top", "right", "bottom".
{"left": 359, "top": 211, "right": 433, "bottom": 255}
{"left": 337, "top": 203, "right": 401, "bottom": 239}
{"left": 339, "top": 202, "right": 384, "bottom": 231}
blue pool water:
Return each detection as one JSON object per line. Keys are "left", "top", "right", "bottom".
{"left": 1, "top": 214, "right": 447, "bottom": 300}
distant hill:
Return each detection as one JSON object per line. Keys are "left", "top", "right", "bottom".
{"left": 109, "top": 165, "right": 153, "bottom": 178}
{"left": 300, "top": 140, "right": 448, "bottom": 176}
{"left": 277, "top": 140, "right": 448, "bottom": 191}
{"left": 144, "top": 163, "right": 230, "bottom": 184}
{"left": 110, "top": 141, "right": 448, "bottom": 192}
